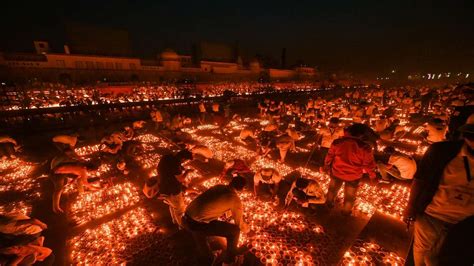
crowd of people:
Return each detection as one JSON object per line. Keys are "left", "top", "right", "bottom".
{"left": 0, "top": 81, "right": 473, "bottom": 265}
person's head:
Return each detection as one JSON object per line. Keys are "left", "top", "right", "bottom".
{"left": 176, "top": 149, "right": 193, "bottom": 162}
{"left": 295, "top": 178, "right": 309, "bottom": 189}
{"left": 260, "top": 168, "right": 274, "bottom": 181}
{"left": 229, "top": 175, "right": 246, "bottom": 191}
{"left": 346, "top": 123, "right": 370, "bottom": 138}
{"left": 384, "top": 146, "right": 396, "bottom": 155}
{"left": 329, "top": 117, "right": 339, "bottom": 128}
{"left": 430, "top": 118, "right": 444, "bottom": 126}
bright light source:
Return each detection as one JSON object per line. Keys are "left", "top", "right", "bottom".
{"left": 467, "top": 73, "right": 470, "bottom": 78}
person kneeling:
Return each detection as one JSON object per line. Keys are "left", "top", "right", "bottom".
{"left": 182, "top": 176, "right": 250, "bottom": 265}
{"left": 285, "top": 177, "right": 325, "bottom": 208}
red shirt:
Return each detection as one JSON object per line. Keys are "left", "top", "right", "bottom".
{"left": 324, "top": 136, "right": 376, "bottom": 181}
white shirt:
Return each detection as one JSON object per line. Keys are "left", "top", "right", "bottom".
{"left": 425, "top": 145, "right": 474, "bottom": 223}
{"left": 186, "top": 185, "right": 245, "bottom": 230}
{"left": 388, "top": 153, "right": 417, "bottom": 180}
{"left": 319, "top": 127, "right": 344, "bottom": 148}
{"left": 425, "top": 124, "right": 447, "bottom": 143}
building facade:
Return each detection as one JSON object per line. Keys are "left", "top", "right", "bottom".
{"left": 0, "top": 41, "right": 318, "bottom": 83}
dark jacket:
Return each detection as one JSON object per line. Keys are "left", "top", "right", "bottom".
{"left": 405, "top": 140, "right": 464, "bottom": 218}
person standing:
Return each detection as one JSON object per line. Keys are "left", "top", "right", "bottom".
{"left": 405, "top": 122, "right": 474, "bottom": 266}
{"left": 324, "top": 123, "right": 377, "bottom": 215}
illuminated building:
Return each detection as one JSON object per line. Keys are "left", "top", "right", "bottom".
{"left": 0, "top": 41, "right": 319, "bottom": 83}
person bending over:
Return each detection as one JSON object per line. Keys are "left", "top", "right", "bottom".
{"left": 0, "top": 135, "right": 20, "bottom": 160}
{"left": 285, "top": 177, "right": 325, "bottom": 208}
{"left": 50, "top": 154, "right": 99, "bottom": 213}
{"left": 254, "top": 168, "right": 282, "bottom": 202}
{"left": 377, "top": 146, "right": 417, "bottom": 183}
{"left": 182, "top": 176, "right": 250, "bottom": 265}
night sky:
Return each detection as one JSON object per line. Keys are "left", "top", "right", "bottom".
{"left": 1, "top": 0, "right": 473, "bottom": 77}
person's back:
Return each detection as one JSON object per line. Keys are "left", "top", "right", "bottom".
{"left": 186, "top": 185, "right": 240, "bottom": 223}
{"left": 326, "top": 136, "right": 375, "bottom": 181}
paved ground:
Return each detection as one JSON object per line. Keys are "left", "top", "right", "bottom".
{"left": 0, "top": 115, "right": 412, "bottom": 265}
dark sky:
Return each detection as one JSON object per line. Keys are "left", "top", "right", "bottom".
{"left": 1, "top": 0, "right": 473, "bottom": 76}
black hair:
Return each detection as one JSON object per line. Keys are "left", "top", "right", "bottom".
{"left": 384, "top": 146, "right": 396, "bottom": 154}
{"left": 347, "top": 123, "right": 370, "bottom": 138}
{"left": 295, "top": 178, "right": 309, "bottom": 188}
{"left": 146, "top": 177, "right": 158, "bottom": 187}
{"left": 329, "top": 117, "right": 340, "bottom": 124}
{"left": 176, "top": 149, "right": 193, "bottom": 161}
{"left": 229, "top": 175, "right": 246, "bottom": 191}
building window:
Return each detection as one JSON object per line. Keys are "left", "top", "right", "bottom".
{"left": 75, "top": 61, "right": 84, "bottom": 69}
{"left": 96, "top": 62, "right": 104, "bottom": 69}
{"left": 115, "top": 62, "right": 122, "bottom": 69}
{"left": 129, "top": 63, "right": 136, "bottom": 70}
{"left": 86, "top": 61, "right": 95, "bottom": 69}
{"left": 106, "top": 62, "right": 114, "bottom": 69}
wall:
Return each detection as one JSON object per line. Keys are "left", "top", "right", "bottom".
{"left": 268, "top": 68, "right": 296, "bottom": 79}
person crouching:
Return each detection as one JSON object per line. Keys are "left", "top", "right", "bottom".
{"left": 182, "top": 176, "right": 250, "bottom": 265}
